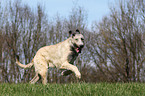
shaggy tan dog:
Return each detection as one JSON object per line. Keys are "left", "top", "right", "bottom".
{"left": 16, "top": 29, "right": 84, "bottom": 84}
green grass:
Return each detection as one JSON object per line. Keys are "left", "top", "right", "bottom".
{"left": 0, "top": 83, "right": 145, "bottom": 96}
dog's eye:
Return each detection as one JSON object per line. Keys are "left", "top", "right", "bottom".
{"left": 75, "top": 39, "right": 78, "bottom": 41}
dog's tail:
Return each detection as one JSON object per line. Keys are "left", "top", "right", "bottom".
{"left": 16, "top": 55, "right": 34, "bottom": 69}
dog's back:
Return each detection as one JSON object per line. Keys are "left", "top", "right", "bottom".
{"left": 34, "top": 37, "right": 72, "bottom": 67}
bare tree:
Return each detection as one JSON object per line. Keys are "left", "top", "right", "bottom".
{"left": 0, "top": 1, "right": 49, "bottom": 83}
{"left": 87, "top": 0, "right": 145, "bottom": 82}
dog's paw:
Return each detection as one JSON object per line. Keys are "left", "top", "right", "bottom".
{"left": 61, "top": 70, "right": 73, "bottom": 76}
{"left": 61, "top": 71, "right": 65, "bottom": 76}
{"left": 76, "top": 72, "right": 81, "bottom": 79}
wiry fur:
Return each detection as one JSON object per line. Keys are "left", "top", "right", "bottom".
{"left": 16, "top": 29, "right": 84, "bottom": 84}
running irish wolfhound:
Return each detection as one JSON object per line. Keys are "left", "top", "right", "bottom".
{"left": 16, "top": 29, "right": 84, "bottom": 84}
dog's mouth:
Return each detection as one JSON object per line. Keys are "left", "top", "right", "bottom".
{"left": 76, "top": 48, "right": 80, "bottom": 53}
{"left": 75, "top": 46, "right": 83, "bottom": 53}
{"left": 72, "top": 43, "right": 84, "bottom": 53}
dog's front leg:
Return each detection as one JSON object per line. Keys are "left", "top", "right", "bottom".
{"left": 60, "top": 62, "right": 81, "bottom": 79}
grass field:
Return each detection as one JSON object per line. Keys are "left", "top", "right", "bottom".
{"left": 0, "top": 83, "right": 145, "bottom": 96}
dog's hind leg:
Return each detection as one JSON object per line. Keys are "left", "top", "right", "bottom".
{"left": 30, "top": 73, "right": 40, "bottom": 84}
{"left": 39, "top": 69, "right": 48, "bottom": 85}
{"left": 34, "top": 57, "right": 48, "bottom": 85}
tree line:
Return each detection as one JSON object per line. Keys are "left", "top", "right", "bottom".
{"left": 0, "top": 0, "right": 145, "bottom": 83}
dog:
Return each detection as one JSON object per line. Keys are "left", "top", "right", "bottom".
{"left": 16, "top": 29, "right": 84, "bottom": 84}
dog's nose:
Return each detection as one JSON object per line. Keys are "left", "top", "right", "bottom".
{"left": 80, "top": 45, "right": 84, "bottom": 48}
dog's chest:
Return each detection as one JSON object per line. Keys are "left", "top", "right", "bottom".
{"left": 67, "top": 48, "right": 78, "bottom": 64}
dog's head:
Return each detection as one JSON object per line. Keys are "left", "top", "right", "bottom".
{"left": 69, "top": 29, "right": 84, "bottom": 53}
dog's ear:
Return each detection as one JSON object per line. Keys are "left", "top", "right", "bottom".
{"left": 72, "top": 33, "right": 75, "bottom": 37}
{"left": 69, "top": 30, "right": 76, "bottom": 37}
{"left": 76, "top": 29, "right": 80, "bottom": 34}
{"left": 69, "top": 30, "right": 72, "bottom": 34}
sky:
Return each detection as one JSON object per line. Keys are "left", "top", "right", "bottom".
{"left": 2, "top": 0, "right": 116, "bottom": 28}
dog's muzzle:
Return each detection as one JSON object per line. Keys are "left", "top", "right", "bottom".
{"left": 79, "top": 45, "right": 84, "bottom": 48}
{"left": 76, "top": 45, "right": 84, "bottom": 53}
